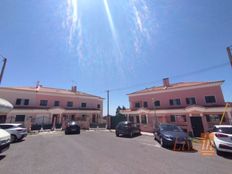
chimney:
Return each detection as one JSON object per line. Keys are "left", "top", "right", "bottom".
{"left": 163, "top": 78, "right": 170, "bottom": 87}
{"left": 71, "top": 86, "right": 77, "bottom": 92}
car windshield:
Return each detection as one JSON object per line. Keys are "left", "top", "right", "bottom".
{"left": 17, "top": 125, "right": 25, "bottom": 128}
{"left": 160, "top": 125, "right": 183, "bottom": 132}
{"left": 218, "top": 127, "right": 232, "bottom": 134}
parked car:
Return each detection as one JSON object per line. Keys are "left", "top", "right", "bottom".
{"left": 209, "top": 125, "right": 232, "bottom": 155}
{"left": 0, "top": 128, "right": 11, "bottom": 153}
{"left": 154, "top": 124, "right": 192, "bottom": 150}
{"left": 0, "top": 123, "right": 27, "bottom": 143}
{"left": 115, "top": 121, "right": 141, "bottom": 137}
{"left": 65, "top": 121, "right": 80, "bottom": 135}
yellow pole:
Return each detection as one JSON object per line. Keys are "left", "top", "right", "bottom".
{"left": 219, "top": 103, "right": 230, "bottom": 125}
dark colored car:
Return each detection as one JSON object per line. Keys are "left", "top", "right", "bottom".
{"left": 65, "top": 121, "right": 80, "bottom": 135}
{"left": 154, "top": 124, "right": 192, "bottom": 150}
{"left": 115, "top": 121, "right": 141, "bottom": 137}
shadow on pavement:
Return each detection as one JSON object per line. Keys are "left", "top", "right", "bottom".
{"left": 164, "top": 146, "right": 198, "bottom": 153}
{"left": 116, "top": 133, "right": 142, "bottom": 139}
{"left": 0, "top": 155, "right": 6, "bottom": 160}
{"left": 11, "top": 139, "right": 25, "bottom": 144}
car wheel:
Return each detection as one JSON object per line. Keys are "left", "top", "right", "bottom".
{"left": 10, "top": 134, "right": 17, "bottom": 143}
{"left": 116, "top": 131, "right": 119, "bottom": 137}
{"left": 216, "top": 148, "right": 223, "bottom": 156}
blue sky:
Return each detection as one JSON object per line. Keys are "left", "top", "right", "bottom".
{"left": 0, "top": 0, "right": 231, "bottom": 115}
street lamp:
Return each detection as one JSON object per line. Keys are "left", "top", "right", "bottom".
{"left": 0, "top": 54, "right": 7, "bottom": 85}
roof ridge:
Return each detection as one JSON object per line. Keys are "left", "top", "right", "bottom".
{"left": 128, "top": 80, "right": 224, "bottom": 95}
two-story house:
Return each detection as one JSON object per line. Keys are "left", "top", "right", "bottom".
{"left": 121, "top": 78, "right": 232, "bottom": 136}
{"left": 0, "top": 85, "right": 103, "bottom": 130}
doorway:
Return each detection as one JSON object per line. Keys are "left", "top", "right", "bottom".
{"left": 190, "top": 116, "right": 204, "bottom": 137}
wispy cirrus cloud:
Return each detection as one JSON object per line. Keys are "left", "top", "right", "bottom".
{"left": 130, "top": 0, "right": 153, "bottom": 54}
{"left": 65, "top": 0, "right": 83, "bottom": 60}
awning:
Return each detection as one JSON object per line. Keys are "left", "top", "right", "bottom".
{"left": 0, "top": 98, "right": 13, "bottom": 113}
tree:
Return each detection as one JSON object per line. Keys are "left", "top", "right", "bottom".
{"left": 116, "top": 106, "right": 122, "bottom": 116}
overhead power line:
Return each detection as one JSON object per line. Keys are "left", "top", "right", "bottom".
{"left": 107, "top": 62, "right": 230, "bottom": 93}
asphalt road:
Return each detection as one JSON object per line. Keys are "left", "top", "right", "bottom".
{"left": 0, "top": 130, "right": 231, "bottom": 174}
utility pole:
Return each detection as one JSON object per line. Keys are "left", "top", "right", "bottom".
{"left": 107, "top": 90, "right": 110, "bottom": 130}
{"left": 227, "top": 46, "right": 232, "bottom": 68}
{"left": 0, "top": 57, "right": 7, "bottom": 84}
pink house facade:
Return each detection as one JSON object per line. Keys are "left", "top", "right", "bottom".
{"left": 121, "top": 78, "right": 232, "bottom": 137}
{"left": 0, "top": 85, "right": 104, "bottom": 130}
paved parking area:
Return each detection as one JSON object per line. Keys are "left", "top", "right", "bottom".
{"left": 0, "top": 130, "right": 231, "bottom": 174}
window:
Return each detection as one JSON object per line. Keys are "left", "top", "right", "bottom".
{"left": 67, "top": 101, "right": 73, "bottom": 107}
{"left": 0, "top": 115, "right": 6, "bottom": 123}
{"left": 129, "top": 115, "right": 134, "bottom": 122}
{"left": 92, "top": 114, "right": 96, "bottom": 123}
{"left": 24, "top": 99, "right": 29, "bottom": 105}
{"left": 205, "top": 96, "right": 216, "bottom": 104}
{"left": 97, "top": 104, "right": 101, "bottom": 109}
{"left": 141, "top": 115, "right": 147, "bottom": 124}
{"left": 206, "top": 114, "right": 224, "bottom": 122}
{"left": 175, "top": 115, "right": 186, "bottom": 122}
{"left": 186, "top": 97, "right": 196, "bottom": 105}
{"left": 16, "top": 98, "right": 21, "bottom": 105}
{"left": 81, "top": 103, "right": 87, "bottom": 108}
{"left": 169, "top": 99, "right": 181, "bottom": 106}
{"left": 154, "top": 100, "right": 160, "bottom": 107}
{"left": 15, "top": 115, "right": 25, "bottom": 122}
{"left": 0, "top": 125, "right": 13, "bottom": 129}
{"left": 40, "top": 100, "right": 48, "bottom": 106}
{"left": 54, "top": 101, "right": 60, "bottom": 106}
{"left": 135, "top": 102, "right": 140, "bottom": 108}
{"left": 136, "top": 115, "right": 140, "bottom": 123}
{"left": 143, "top": 101, "right": 148, "bottom": 108}
{"left": 170, "top": 115, "right": 176, "bottom": 122}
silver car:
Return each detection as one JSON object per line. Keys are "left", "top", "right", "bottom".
{"left": 0, "top": 123, "right": 27, "bottom": 143}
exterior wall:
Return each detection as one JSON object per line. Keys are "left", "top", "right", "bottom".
{"left": 124, "top": 110, "right": 230, "bottom": 135}
{"left": 129, "top": 86, "right": 225, "bottom": 110}
{"left": 0, "top": 87, "right": 104, "bottom": 130}
{"left": 123, "top": 82, "right": 231, "bottom": 135}
{"left": 0, "top": 89, "right": 36, "bottom": 107}
{"left": 124, "top": 111, "right": 230, "bottom": 134}
{"left": 35, "top": 94, "right": 102, "bottom": 110}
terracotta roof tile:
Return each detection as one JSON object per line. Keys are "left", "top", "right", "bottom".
{"left": 1, "top": 86, "right": 103, "bottom": 99}
{"left": 128, "top": 80, "right": 224, "bottom": 95}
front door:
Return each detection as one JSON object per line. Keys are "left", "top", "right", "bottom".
{"left": 190, "top": 116, "right": 204, "bottom": 137}
{"left": 52, "top": 115, "right": 58, "bottom": 129}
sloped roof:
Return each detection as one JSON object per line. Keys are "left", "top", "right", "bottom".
{"left": 0, "top": 86, "right": 104, "bottom": 99}
{"left": 128, "top": 80, "right": 224, "bottom": 95}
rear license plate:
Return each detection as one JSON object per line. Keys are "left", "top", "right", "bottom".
{"left": 71, "top": 129, "right": 76, "bottom": 131}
